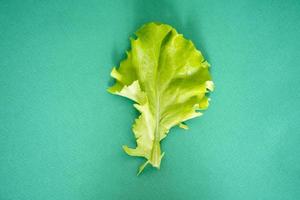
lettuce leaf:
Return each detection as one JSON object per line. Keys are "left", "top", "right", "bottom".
{"left": 108, "top": 22, "right": 213, "bottom": 174}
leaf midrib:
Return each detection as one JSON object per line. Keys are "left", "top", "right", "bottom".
{"left": 152, "top": 29, "right": 173, "bottom": 144}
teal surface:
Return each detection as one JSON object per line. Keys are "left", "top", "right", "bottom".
{"left": 1, "top": 0, "right": 300, "bottom": 199}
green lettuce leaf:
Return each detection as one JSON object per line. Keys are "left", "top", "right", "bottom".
{"left": 108, "top": 22, "right": 213, "bottom": 174}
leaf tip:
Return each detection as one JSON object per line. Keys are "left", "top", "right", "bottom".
{"left": 206, "top": 81, "right": 214, "bottom": 91}
{"left": 179, "top": 122, "right": 189, "bottom": 130}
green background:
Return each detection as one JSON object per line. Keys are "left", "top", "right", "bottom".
{"left": 1, "top": 0, "right": 299, "bottom": 199}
